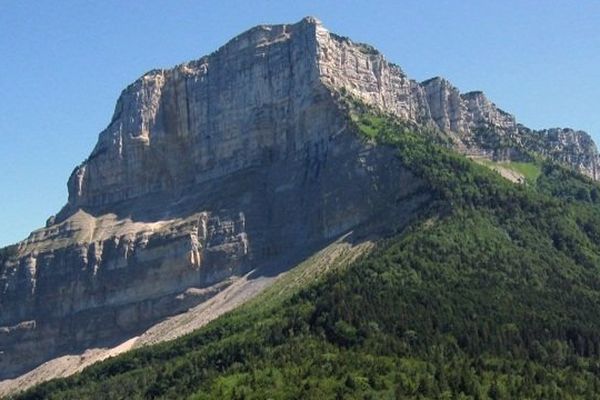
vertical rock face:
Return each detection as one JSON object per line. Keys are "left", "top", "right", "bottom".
{"left": 1, "top": 16, "right": 599, "bottom": 381}
{"left": 67, "top": 19, "right": 324, "bottom": 209}
{"left": 314, "top": 28, "right": 430, "bottom": 123}
{"left": 0, "top": 17, "right": 430, "bottom": 379}
{"left": 420, "top": 78, "right": 518, "bottom": 136}
{"left": 64, "top": 16, "right": 600, "bottom": 211}
{"left": 0, "top": 211, "right": 251, "bottom": 378}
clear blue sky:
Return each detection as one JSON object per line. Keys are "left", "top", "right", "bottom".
{"left": 1, "top": 1, "right": 599, "bottom": 246}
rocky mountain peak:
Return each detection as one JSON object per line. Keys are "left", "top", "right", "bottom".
{"left": 1, "top": 17, "right": 598, "bottom": 391}
{"left": 65, "top": 17, "right": 600, "bottom": 214}
{"left": 2, "top": 17, "right": 430, "bottom": 383}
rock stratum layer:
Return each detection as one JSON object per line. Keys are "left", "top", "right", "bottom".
{"left": 1, "top": 16, "right": 598, "bottom": 383}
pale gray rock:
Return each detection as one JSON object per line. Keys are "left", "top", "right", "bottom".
{"left": 519, "top": 126, "right": 599, "bottom": 179}
{"left": 1, "top": 16, "right": 598, "bottom": 381}
{"left": 63, "top": 16, "right": 600, "bottom": 210}
{"left": 0, "top": 17, "right": 428, "bottom": 379}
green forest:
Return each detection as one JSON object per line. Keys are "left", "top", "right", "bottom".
{"left": 15, "top": 110, "right": 600, "bottom": 399}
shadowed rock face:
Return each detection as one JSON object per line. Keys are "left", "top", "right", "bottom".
{"left": 0, "top": 16, "right": 598, "bottom": 380}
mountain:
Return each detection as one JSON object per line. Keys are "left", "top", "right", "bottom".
{"left": 2, "top": 17, "right": 600, "bottom": 397}
{"left": 13, "top": 85, "right": 600, "bottom": 400}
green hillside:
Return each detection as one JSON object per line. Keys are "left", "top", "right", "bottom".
{"left": 476, "top": 159, "right": 542, "bottom": 184}
{"left": 16, "top": 112, "right": 600, "bottom": 400}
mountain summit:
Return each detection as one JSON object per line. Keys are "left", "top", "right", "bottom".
{"left": 65, "top": 16, "right": 598, "bottom": 213}
{"left": 1, "top": 17, "right": 599, "bottom": 394}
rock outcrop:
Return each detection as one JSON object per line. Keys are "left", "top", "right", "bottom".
{"left": 1, "top": 16, "right": 598, "bottom": 382}
{"left": 312, "top": 27, "right": 598, "bottom": 177}
{"left": 519, "top": 126, "right": 600, "bottom": 179}
{"left": 0, "top": 210, "right": 249, "bottom": 378}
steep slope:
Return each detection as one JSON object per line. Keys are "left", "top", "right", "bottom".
{"left": 15, "top": 111, "right": 600, "bottom": 399}
{"left": 1, "top": 16, "right": 599, "bottom": 390}
{"left": 0, "top": 17, "right": 427, "bottom": 382}
{"left": 0, "top": 234, "right": 373, "bottom": 397}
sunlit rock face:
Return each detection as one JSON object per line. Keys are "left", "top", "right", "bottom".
{"left": 1, "top": 16, "right": 598, "bottom": 380}
{"left": 0, "top": 17, "right": 428, "bottom": 379}
{"left": 64, "top": 17, "right": 599, "bottom": 211}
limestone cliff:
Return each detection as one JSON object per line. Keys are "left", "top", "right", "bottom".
{"left": 63, "top": 17, "right": 600, "bottom": 211}
{"left": 1, "top": 16, "right": 598, "bottom": 383}
{"left": 311, "top": 27, "right": 599, "bottom": 178}
{"left": 0, "top": 17, "right": 428, "bottom": 380}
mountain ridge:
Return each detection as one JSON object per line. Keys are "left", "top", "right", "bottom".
{"left": 63, "top": 16, "right": 598, "bottom": 215}
{"left": 1, "top": 16, "right": 598, "bottom": 395}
